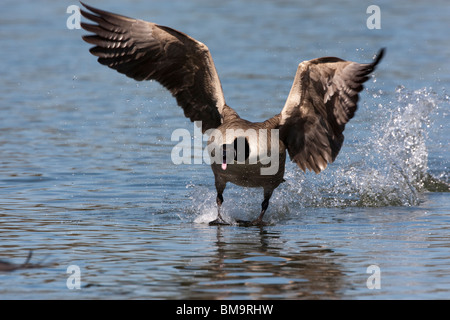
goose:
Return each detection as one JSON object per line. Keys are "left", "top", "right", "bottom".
{"left": 79, "top": 3, "right": 384, "bottom": 226}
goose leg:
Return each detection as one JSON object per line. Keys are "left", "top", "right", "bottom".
{"left": 238, "top": 188, "right": 273, "bottom": 227}
{"left": 209, "top": 182, "right": 229, "bottom": 226}
{"left": 252, "top": 193, "right": 271, "bottom": 226}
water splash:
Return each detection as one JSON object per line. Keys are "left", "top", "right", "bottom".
{"left": 282, "top": 86, "right": 449, "bottom": 208}
{"left": 188, "top": 86, "right": 449, "bottom": 222}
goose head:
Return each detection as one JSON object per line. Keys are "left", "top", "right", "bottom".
{"left": 221, "top": 137, "right": 250, "bottom": 170}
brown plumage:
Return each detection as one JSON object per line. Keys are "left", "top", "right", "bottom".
{"left": 80, "top": 3, "right": 384, "bottom": 226}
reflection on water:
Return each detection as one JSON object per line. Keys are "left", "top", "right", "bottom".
{"left": 1, "top": 0, "right": 450, "bottom": 299}
{"left": 177, "top": 226, "right": 346, "bottom": 299}
{"left": 2, "top": 193, "right": 450, "bottom": 299}
{"left": 1, "top": 218, "right": 349, "bottom": 299}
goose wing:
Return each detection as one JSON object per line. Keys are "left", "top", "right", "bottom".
{"left": 80, "top": 2, "right": 226, "bottom": 132}
{"left": 279, "top": 48, "right": 385, "bottom": 173}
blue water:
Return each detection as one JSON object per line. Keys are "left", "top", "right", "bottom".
{"left": 0, "top": 0, "right": 449, "bottom": 299}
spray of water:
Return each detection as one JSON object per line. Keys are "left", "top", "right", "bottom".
{"left": 188, "top": 86, "right": 449, "bottom": 223}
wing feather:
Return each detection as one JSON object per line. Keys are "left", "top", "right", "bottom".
{"left": 280, "top": 49, "right": 385, "bottom": 173}
{"left": 80, "top": 2, "right": 226, "bottom": 132}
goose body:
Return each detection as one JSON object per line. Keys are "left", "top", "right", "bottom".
{"left": 80, "top": 3, "right": 384, "bottom": 225}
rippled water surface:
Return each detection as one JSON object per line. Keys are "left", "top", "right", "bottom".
{"left": 1, "top": 0, "right": 449, "bottom": 299}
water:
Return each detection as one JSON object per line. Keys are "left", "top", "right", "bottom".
{"left": 0, "top": 0, "right": 449, "bottom": 299}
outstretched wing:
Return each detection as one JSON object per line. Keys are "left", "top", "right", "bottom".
{"left": 80, "top": 2, "right": 226, "bottom": 132}
{"left": 279, "top": 48, "right": 385, "bottom": 173}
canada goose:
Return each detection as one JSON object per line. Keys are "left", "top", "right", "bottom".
{"left": 80, "top": 3, "right": 384, "bottom": 226}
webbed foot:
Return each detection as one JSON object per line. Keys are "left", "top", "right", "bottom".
{"left": 209, "top": 218, "right": 231, "bottom": 226}
{"left": 235, "top": 219, "right": 270, "bottom": 227}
